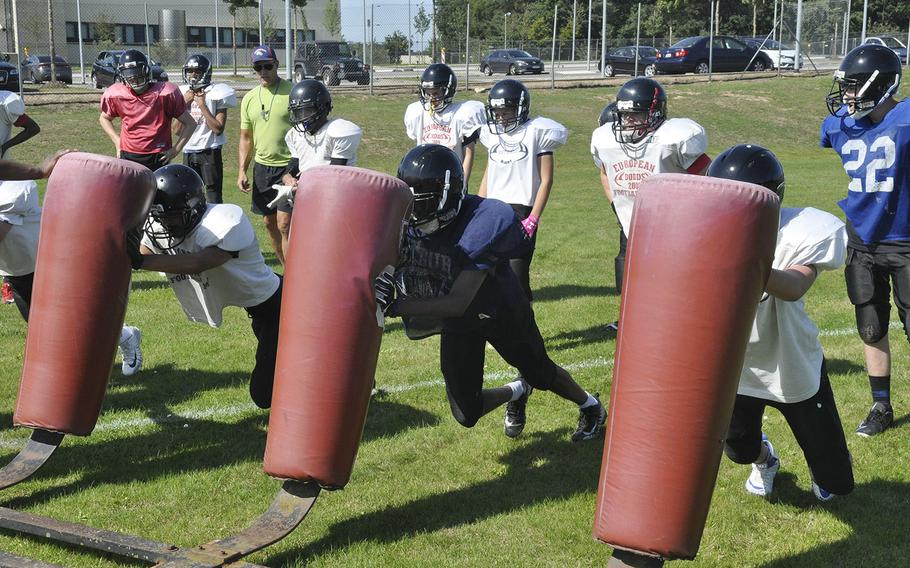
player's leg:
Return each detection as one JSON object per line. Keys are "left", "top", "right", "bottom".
{"left": 440, "top": 329, "right": 511, "bottom": 427}
{"left": 845, "top": 248, "right": 894, "bottom": 435}
{"left": 724, "top": 394, "right": 779, "bottom": 496}
{"left": 277, "top": 208, "right": 292, "bottom": 259}
{"left": 508, "top": 204, "right": 535, "bottom": 301}
{"left": 607, "top": 228, "right": 627, "bottom": 333}
{"left": 207, "top": 148, "right": 224, "bottom": 204}
{"left": 780, "top": 360, "right": 854, "bottom": 501}
{"left": 244, "top": 277, "right": 282, "bottom": 409}
{"left": 5, "top": 272, "right": 33, "bottom": 321}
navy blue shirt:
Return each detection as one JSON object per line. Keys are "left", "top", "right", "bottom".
{"left": 397, "top": 195, "right": 529, "bottom": 335}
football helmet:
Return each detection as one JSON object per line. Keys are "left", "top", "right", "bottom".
{"left": 826, "top": 44, "right": 901, "bottom": 119}
{"left": 419, "top": 63, "right": 457, "bottom": 112}
{"left": 397, "top": 144, "right": 466, "bottom": 236}
{"left": 118, "top": 49, "right": 152, "bottom": 93}
{"left": 486, "top": 79, "right": 530, "bottom": 135}
{"left": 599, "top": 101, "right": 618, "bottom": 127}
{"left": 707, "top": 144, "right": 785, "bottom": 199}
{"left": 289, "top": 79, "right": 333, "bottom": 135}
{"left": 144, "top": 164, "right": 208, "bottom": 249}
{"left": 612, "top": 77, "right": 667, "bottom": 145}
{"left": 183, "top": 54, "right": 213, "bottom": 91}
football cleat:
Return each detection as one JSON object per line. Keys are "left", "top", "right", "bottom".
{"left": 745, "top": 438, "right": 780, "bottom": 497}
{"left": 504, "top": 381, "right": 532, "bottom": 438}
{"left": 856, "top": 402, "right": 893, "bottom": 437}
{"left": 120, "top": 326, "right": 143, "bottom": 377}
{"left": 571, "top": 394, "right": 606, "bottom": 442}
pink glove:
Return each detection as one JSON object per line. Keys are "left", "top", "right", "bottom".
{"left": 521, "top": 214, "right": 539, "bottom": 238}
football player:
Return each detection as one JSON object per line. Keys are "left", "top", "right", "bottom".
{"left": 404, "top": 64, "right": 486, "bottom": 183}
{"left": 99, "top": 49, "right": 195, "bottom": 170}
{"left": 0, "top": 89, "right": 39, "bottom": 160}
{"left": 821, "top": 43, "right": 906, "bottom": 437}
{"left": 1, "top": 151, "right": 143, "bottom": 376}
{"left": 128, "top": 164, "right": 282, "bottom": 408}
{"left": 267, "top": 79, "right": 363, "bottom": 210}
{"left": 376, "top": 144, "right": 606, "bottom": 442}
{"left": 478, "top": 79, "right": 568, "bottom": 301}
{"left": 590, "top": 78, "right": 710, "bottom": 330}
{"left": 708, "top": 144, "right": 854, "bottom": 502}
{"left": 180, "top": 54, "right": 237, "bottom": 204}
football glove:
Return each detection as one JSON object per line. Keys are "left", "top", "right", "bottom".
{"left": 267, "top": 184, "right": 296, "bottom": 209}
{"left": 374, "top": 267, "right": 399, "bottom": 317}
{"left": 521, "top": 214, "right": 539, "bottom": 238}
{"left": 126, "top": 228, "right": 145, "bottom": 270}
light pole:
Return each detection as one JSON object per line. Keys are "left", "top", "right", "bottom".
{"left": 504, "top": 12, "right": 511, "bottom": 49}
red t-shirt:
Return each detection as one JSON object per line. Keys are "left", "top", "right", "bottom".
{"left": 100, "top": 81, "right": 187, "bottom": 154}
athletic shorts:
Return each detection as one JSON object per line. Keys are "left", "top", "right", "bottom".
{"left": 251, "top": 162, "right": 289, "bottom": 216}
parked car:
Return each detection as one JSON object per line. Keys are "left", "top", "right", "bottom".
{"left": 21, "top": 55, "right": 73, "bottom": 84}
{"left": 742, "top": 38, "right": 803, "bottom": 70}
{"left": 0, "top": 59, "right": 19, "bottom": 92}
{"left": 655, "top": 35, "right": 773, "bottom": 74}
{"left": 293, "top": 41, "right": 369, "bottom": 86}
{"left": 91, "top": 50, "right": 168, "bottom": 89}
{"left": 480, "top": 50, "right": 545, "bottom": 76}
{"left": 864, "top": 36, "right": 908, "bottom": 61}
{"left": 599, "top": 46, "right": 657, "bottom": 77}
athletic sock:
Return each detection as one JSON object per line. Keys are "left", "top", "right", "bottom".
{"left": 506, "top": 380, "right": 526, "bottom": 402}
{"left": 579, "top": 392, "right": 598, "bottom": 409}
{"left": 119, "top": 326, "right": 132, "bottom": 345}
{"left": 869, "top": 375, "right": 891, "bottom": 405}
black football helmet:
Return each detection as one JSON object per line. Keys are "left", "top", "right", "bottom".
{"left": 118, "top": 49, "right": 151, "bottom": 93}
{"left": 397, "top": 144, "right": 466, "bottom": 236}
{"left": 289, "top": 79, "right": 333, "bottom": 135}
{"left": 144, "top": 164, "right": 208, "bottom": 249}
{"left": 826, "top": 44, "right": 901, "bottom": 119}
{"left": 419, "top": 63, "right": 457, "bottom": 112}
{"left": 707, "top": 144, "right": 785, "bottom": 199}
{"left": 486, "top": 79, "right": 530, "bottom": 135}
{"left": 612, "top": 77, "right": 667, "bottom": 145}
{"left": 183, "top": 54, "right": 213, "bottom": 91}
{"left": 599, "top": 101, "right": 618, "bottom": 127}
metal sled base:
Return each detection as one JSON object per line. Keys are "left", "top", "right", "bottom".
{"left": 0, "top": 480, "right": 320, "bottom": 568}
{"left": 0, "top": 430, "right": 64, "bottom": 491}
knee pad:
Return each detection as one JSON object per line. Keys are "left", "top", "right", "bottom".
{"left": 449, "top": 402, "right": 480, "bottom": 428}
{"left": 855, "top": 303, "right": 889, "bottom": 344}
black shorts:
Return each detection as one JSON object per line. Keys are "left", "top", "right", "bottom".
{"left": 185, "top": 148, "right": 224, "bottom": 204}
{"left": 251, "top": 162, "right": 290, "bottom": 216}
{"left": 244, "top": 276, "right": 282, "bottom": 408}
{"left": 724, "top": 360, "right": 854, "bottom": 495}
{"left": 844, "top": 247, "right": 910, "bottom": 313}
{"left": 120, "top": 150, "right": 169, "bottom": 170}
{"left": 509, "top": 204, "right": 537, "bottom": 262}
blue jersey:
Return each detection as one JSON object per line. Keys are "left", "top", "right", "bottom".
{"left": 820, "top": 100, "right": 910, "bottom": 246}
{"left": 396, "top": 195, "right": 529, "bottom": 336}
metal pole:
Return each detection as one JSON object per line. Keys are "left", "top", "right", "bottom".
{"left": 634, "top": 3, "right": 640, "bottom": 76}
{"left": 11, "top": 0, "right": 19, "bottom": 97}
{"left": 772, "top": 0, "right": 777, "bottom": 42}
{"left": 586, "top": 0, "right": 592, "bottom": 70}
{"left": 258, "top": 1, "right": 264, "bottom": 45}
{"left": 550, "top": 3, "right": 557, "bottom": 88}
{"left": 215, "top": 0, "right": 220, "bottom": 67}
{"left": 842, "top": 10, "right": 848, "bottom": 55}
{"left": 600, "top": 0, "right": 606, "bottom": 76}
{"left": 571, "top": 0, "right": 577, "bottom": 61}
{"left": 408, "top": 0, "right": 412, "bottom": 60}
{"left": 906, "top": 20, "right": 909, "bottom": 66}
{"left": 708, "top": 0, "right": 714, "bottom": 80}
{"left": 144, "top": 3, "right": 150, "bottom": 56}
{"left": 285, "top": 0, "right": 292, "bottom": 80}
{"left": 370, "top": 3, "right": 374, "bottom": 94}
{"left": 794, "top": 0, "right": 802, "bottom": 72}
{"left": 844, "top": 0, "right": 851, "bottom": 54}
{"left": 76, "top": 0, "right": 85, "bottom": 83}
{"left": 363, "top": 0, "right": 367, "bottom": 70}
{"left": 860, "top": 0, "right": 867, "bottom": 44}
{"left": 465, "top": 3, "right": 470, "bottom": 89}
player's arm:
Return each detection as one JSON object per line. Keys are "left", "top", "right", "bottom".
{"left": 0, "top": 150, "right": 73, "bottom": 180}
{"left": 765, "top": 264, "right": 818, "bottom": 302}
{"left": 462, "top": 141, "right": 476, "bottom": 182}
{"left": 99, "top": 112, "right": 121, "bottom": 157}
{"left": 598, "top": 164, "right": 615, "bottom": 201}
{"left": 168, "top": 111, "right": 196, "bottom": 159}
{"left": 237, "top": 128, "right": 253, "bottom": 192}
{"left": 1, "top": 115, "right": 40, "bottom": 157}
{"left": 196, "top": 94, "right": 228, "bottom": 135}
{"left": 477, "top": 165, "right": 489, "bottom": 198}
{"left": 530, "top": 152, "right": 554, "bottom": 219}
{"left": 136, "top": 244, "right": 235, "bottom": 274}
{"left": 394, "top": 269, "right": 488, "bottom": 319}
{"left": 686, "top": 153, "right": 711, "bottom": 175}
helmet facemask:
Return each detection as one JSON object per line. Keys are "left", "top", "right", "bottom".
{"left": 120, "top": 61, "right": 151, "bottom": 93}
{"left": 290, "top": 103, "right": 329, "bottom": 135}
{"left": 409, "top": 168, "right": 462, "bottom": 237}
{"left": 420, "top": 84, "right": 454, "bottom": 113}
{"left": 826, "top": 70, "right": 900, "bottom": 119}
{"left": 144, "top": 202, "right": 202, "bottom": 250}
{"left": 183, "top": 59, "right": 212, "bottom": 91}
{"left": 612, "top": 103, "right": 665, "bottom": 145}
{"left": 486, "top": 104, "right": 524, "bottom": 135}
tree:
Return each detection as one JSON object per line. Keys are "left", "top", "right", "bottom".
{"left": 223, "top": 0, "right": 259, "bottom": 76}
{"left": 325, "top": 0, "right": 342, "bottom": 39}
{"left": 383, "top": 31, "right": 411, "bottom": 63}
{"left": 413, "top": 4, "right": 432, "bottom": 53}
{"left": 291, "top": 0, "right": 309, "bottom": 50}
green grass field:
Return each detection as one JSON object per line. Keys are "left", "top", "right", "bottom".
{"left": 1, "top": 76, "right": 908, "bottom": 567}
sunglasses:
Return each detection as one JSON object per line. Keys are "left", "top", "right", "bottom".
{"left": 253, "top": 63, "right": 275, "bottom": 72}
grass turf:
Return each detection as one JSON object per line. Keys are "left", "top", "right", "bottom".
{"left": 0, "top": 75, "right": 908, "bottom": 567}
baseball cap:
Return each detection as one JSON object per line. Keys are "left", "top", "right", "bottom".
{"left": 251, "top": 45, "right": 278, "bottom": 63}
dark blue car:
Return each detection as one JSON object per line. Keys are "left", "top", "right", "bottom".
{"left": 655, "top": 35, "right": 773, "bottom": 75}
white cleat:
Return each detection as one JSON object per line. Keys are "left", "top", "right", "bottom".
{"left": 120, "top": 326, "right": 143, "bottom": 377}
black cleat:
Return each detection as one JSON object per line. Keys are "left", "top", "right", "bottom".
{"left": 856, "top": 402, "right": 894, "bottom": 437}
{"left": 504, "top": 382, "right": 533, "bottom": 438}
{"left": 572, "top": 394, "right": 606, "bottom": 442}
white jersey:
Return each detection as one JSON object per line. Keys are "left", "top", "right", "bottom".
{"left": 738, "top": 207, "right": 847, "bottom": 403}
{"left": 0, "top": 90, "right": 25, "bottom": 160}
{"left": 404, "top": 100, "right": 486, "bottom": 160}
{"left": 0, "top": 180, "right": 40, "bottom": 276}
{"left": 284, "top": 118, "right": 362, "bottom": 171}
{"left": 180, "top": 83, "right": 238, "bottom": 152}
{"left": 479, "top": 116, "right": 568, "bottom": 207}
{"left": 142, "top": 204, "right": 280, "bottom": 327}
{"left": 590, "top": 117, "right": 707, "bottom": 234}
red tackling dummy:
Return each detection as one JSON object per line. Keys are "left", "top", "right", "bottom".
{"left": 263, "top": 166, "right": 411, "bottom": 488}
{"left": 594, "top": 174, "right": 779, "bottom": 560}
{"left": 13, "top": 153, "right": 155, "bottom": 436}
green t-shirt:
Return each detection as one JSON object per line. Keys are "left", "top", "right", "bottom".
{"left": 240, "top": 79, "right": 293, "bottom": 167}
